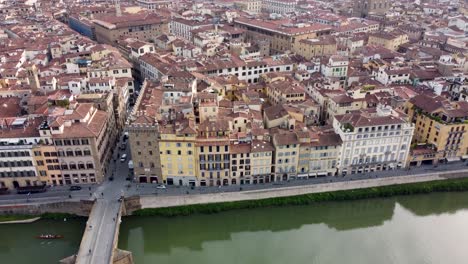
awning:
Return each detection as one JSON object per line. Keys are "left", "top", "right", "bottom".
{"left": 308, "top": 173, "right": 317, "bottom": 177}
{"left": 298, "top": 173, "right": 308, "bottom": 178}
{"left": 446, "top": 157, "right": 461, "bottom": 162}
{"left": 462, "top": 155, "right": 468, "bottom": 160}
{"left": 317, "top": 172, "right": 328, "bottom": 176}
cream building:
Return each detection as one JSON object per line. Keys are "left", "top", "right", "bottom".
{"left": 250, "top": 140, "right": 274, "bottom": 184}
{"left": 272, "top": 132, "right": 300, "bottom": 181}
{"left": 333, "top": 105, "right": 414, "bottom": 175}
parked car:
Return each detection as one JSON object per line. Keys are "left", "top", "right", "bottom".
{"left": 120, "top": 142, "right": 126, "bottom": 150}
{"left": 69, "top": 186, "right": 82, "bottom": 191}
{"left": 156, "top": 184, "right": 166, "bottom": 189}
{"left": 17, "top": 185, "right": 47, "bottom": 194}
{"left": 120, "top": 154, "right": 127, "bottom": 162}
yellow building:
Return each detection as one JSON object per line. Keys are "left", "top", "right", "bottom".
{"left": 326, "top": 94, "right": 366, "bottom": 123}
{"left": 292, "top": 37, "right": 337, "bottom": 60}
{"left": 196, "top": 93, "right": 218, "bottom": 123}
{"left": 406, "top": 94, "right": 468, "bottom": 163}
{"left": 368, "top": 32, "right": 409, "bottom": 51}
{"left": 265, "top": 79, "right": 306, "bottom": 105}
{"left": 159, "top": 121, "right": 197, "bottom": 186}
{"left": 33, "top": 145, "right": 62, "bottom": 186}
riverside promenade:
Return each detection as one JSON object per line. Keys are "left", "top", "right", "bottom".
{"left": 139, "top": 168, "right": 468, "bottom": 209}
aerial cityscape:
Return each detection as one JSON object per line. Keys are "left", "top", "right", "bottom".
{"left": 0, "top": 0, "right": 467, "bottom": 263}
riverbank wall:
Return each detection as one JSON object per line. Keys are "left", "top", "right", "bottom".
{"left": 135, "top": 169, "right": 468, "bottom": 215}
{"left": 0, "top": 216, "right": 40, "bottom": 224}
{"left": 0, "top": 200, "right": 94, "bottom": 217}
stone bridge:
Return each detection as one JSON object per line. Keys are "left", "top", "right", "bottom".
{"left": 60, "top": 198, "right": 135, "bottom": 264}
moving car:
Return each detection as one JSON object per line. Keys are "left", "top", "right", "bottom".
{"left": 120, "top": 154, "right": 127, "bottom": 162}
{"left": 156, "top": 184, "right": 166, "bottom": 189}
{"left": 69, "top": 186, "right": 82, "bottom": 191}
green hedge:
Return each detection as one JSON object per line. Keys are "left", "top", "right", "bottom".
{"left": 133, "top": 177, "right": 468, "bottom": 217}
{"left": 0, "top": 213, "right": 82, "bottom": 223}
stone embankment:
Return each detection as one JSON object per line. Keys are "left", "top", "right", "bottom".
{"left": 139, "top": 169, "right": 468, "bottom": 210}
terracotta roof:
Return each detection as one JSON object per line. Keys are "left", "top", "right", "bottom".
{"left": 264, "top": 104, "right": 288, "bottom": 120}
{"left": 0, "top": 97, "right": 22, "bottom": 118}
{"left": 251, "top": 140, "right": 274, "bottom": 153}
{"left": 273, "top": 132, "right": 299, "bottom": 146}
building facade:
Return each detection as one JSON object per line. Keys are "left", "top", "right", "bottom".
{"left": 334, "top": 106, "right": 414, "bottom": 175}
{"left": 93, "top": 13, "right": 169, "bottom": 45}
{"left": 353, "top": 0, "right": 391, "bottom": 18}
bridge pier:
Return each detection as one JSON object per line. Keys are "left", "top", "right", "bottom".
{"left": 60, "top": 249, "right": 133, "bottom": 264}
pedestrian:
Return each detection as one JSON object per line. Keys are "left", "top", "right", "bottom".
{"left": 69, "top": 194, "right": 72, "bottom": 199}
{"left": 89, "top": 193, "right": 92, "bottom": 197}
{"left": 89, "top": 249, "right": 91, "bottom": 254}
{"left": 113, "top": 217, "right": 115, "bottom": 221}
{"left": 101, "top": 192, "right": 104, "bottom": 197}
{"left": 88, "top": 187, "right": 91, "bottom": 191}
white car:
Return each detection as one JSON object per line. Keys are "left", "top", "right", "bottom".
{"left": 120, "top": 154, "right": 127, "bottom": 162}
{"left": 156, "top": 184, "right": 166, "bottom": 189}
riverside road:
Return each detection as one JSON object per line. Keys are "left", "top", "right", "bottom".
{"left": 0, "top": 160, "right": 467, "bottom": 205}
{"left": 0, "top": 129, "right": 467, "bottom": 204}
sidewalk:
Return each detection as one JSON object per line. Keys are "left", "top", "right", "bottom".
{"left": 140, "top": 169, "right": 468, "bottom": 209}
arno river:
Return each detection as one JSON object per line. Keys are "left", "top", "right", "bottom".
{"left": 2, "top": 192, "right": 468, "bottom": 264}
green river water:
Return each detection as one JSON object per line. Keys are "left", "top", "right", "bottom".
{"left": 2, "top": 192, "right": 468, "bottom": 263}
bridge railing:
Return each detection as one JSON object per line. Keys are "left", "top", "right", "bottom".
{"left": 108, "top": 201, "right": 124, "bottom": 264}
